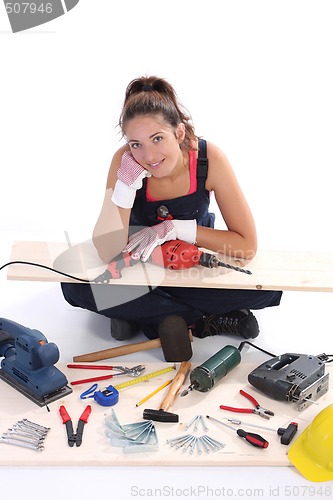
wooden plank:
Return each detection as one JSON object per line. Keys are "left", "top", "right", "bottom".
{"left": 1, "top": 361, "right": 331, "bottom": 467}
{"left": 6, "top": 240, "right": 333, "bottom": 292}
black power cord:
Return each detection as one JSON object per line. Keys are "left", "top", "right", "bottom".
{"left": 238, "top": 340, "right": 276, "bottom": 357}
{"left": 0, "top": 261, "right": 90, "bottom": 283}
{"left": 238, "top": 340, "right": 333, "bottom": 363}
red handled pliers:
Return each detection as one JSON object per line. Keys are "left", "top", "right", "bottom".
{"left": 59, "top": 405, "right": 92, "bottom": 447}
{"left": 219, "top": 390, "right": 274, "bottom": 419}
{"left": 67, "top": 364, "right": 145, "bottom": 386}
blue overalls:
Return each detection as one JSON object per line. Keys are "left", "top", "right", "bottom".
{"left": 61, "top": 140, "right": 282, "bottom": 339}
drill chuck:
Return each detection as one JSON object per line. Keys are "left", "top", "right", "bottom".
{"left": 189, "top": 345, "right": 241, "bottom": 392}
{"left": 199, "top": 253, "right": 219, "bottom": 268}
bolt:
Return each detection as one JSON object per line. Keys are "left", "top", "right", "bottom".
{"left": 204, "top": 435, "right": 225, "bottom": 449}
{"left": 200, "top": 415, "right": 209, "bottom": 432}
{"left": 196, "top": 437, "right": 203, "bottom": 455}
{"left": 189, "top": 436, "right": 198, "bottom": 454}
{"left": 166, "top": 434, "right": 191, "bottom": 446}
{"left": 194, "top": 416, "right": 201, "bottom": 432}
{"left": 175, "top": 434, "right": 195, "bottom": 450}
{"left": 199, "top": 436, "right": 211, "bottom": 454}
{"left": 182, "top": 435, "right": 196, "bottom": 453}
{"left": 185, "top": 415, "right": 199, "bottom": 431}
{"left": 201, "top": 434, "right": 224, "bottom": 451}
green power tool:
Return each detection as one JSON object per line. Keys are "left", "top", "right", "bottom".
{"left": 181, "top": 345, "right": 241, "bottom": 396}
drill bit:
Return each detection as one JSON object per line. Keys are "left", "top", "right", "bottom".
{"left": 217, "top": 261, "right": 252, "bottom": 275}
{"left": 180, "top": 383, "right": 196, "bottom": 397}
{"left": 199, "top": 253, "right": 252, "bottom": 275}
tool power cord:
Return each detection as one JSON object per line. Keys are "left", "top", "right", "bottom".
{"left": 238, "top": 341, "right": 333, "bottom": 363}
{"left": 0, "top": 260, "right": 90, "bottom": 283}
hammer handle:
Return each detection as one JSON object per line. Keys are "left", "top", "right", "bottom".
{"left": 160, "top": 361, "right": 191, "bottom": 412}
{"left": 73, "top": 338, "right": 162, "bottom": 362}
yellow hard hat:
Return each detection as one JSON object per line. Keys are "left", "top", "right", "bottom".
{"left": 288, "top": 404, "right": 333, "bottom": 482}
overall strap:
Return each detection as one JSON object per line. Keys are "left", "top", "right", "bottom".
{"left": 197, "top": 139, "right": 208, "bottom": 178}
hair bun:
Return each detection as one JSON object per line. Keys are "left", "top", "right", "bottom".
{"left": 142, "top": 84, "right": 154, "bottom": 91}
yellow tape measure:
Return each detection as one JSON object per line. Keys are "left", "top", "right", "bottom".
{"left": 114, "top": 365, "right": 176, "bottom": 390}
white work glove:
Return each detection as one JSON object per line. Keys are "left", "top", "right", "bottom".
{"left": 111, "top": 151, "right": 151, "bottom": 209}
{"left": 123, "top": 219, "right": 197, "bottom": 262}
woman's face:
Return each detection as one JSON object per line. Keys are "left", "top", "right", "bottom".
{"left": 124, "top": 114, "right": 185, "bottom": 178}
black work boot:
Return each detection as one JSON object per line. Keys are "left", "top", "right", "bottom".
{"left": 193, "top": 310, "right": 259, "bottom": 339}
{"left": 110, "top": 318, "right": 140, "bottom": 341}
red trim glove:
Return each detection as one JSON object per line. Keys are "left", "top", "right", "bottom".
{"left": 123, "top": 220, "right": 197, "bottom": 262}
{"left": 111, "top": 151, "right": 151, "bottom": 209}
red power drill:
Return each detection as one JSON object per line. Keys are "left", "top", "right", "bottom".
{"left": 93, "top": 240, "right": 251, "bottom": 283}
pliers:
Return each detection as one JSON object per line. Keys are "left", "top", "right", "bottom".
{"left": 67, "top": 364, "right": 145, "bottom": 385}
{"left": 59, "top": 405, "right": 92, "bottom": 447}
{"left": 219, "top": 389, "right": 274, "bottom": 419}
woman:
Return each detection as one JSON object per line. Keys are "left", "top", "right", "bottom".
{"left": 61, "top": 76, "right": 282, "bottom": 340}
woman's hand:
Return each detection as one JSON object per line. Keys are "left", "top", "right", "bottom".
{"left": 111, "top": 151, "right": 151, "bottom": 208}
{"left": 123, "top": 220, "right": 197, "bottom": 261}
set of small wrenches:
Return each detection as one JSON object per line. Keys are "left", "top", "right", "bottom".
{"left": 0, "top": 418, "right": 50, "bottom": 452}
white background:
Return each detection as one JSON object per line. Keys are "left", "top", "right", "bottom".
{"left": 1, "top": 1, "right": 333, "bottom": 498}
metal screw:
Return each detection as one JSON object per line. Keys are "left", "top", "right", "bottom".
{"left": 199, "top": 436, "right": 210, "bottom": 454}
{"left": 184, "top": 416, "right": 198, "bottom": 431}
{"left": 166, "top": 434, "right": 192, "bottom": 446}
{"left": 167, "top": 432, "right": 225, "bottom": 455}
{"left": 175, "top": 434, "right": 195, "bottom": 449}
{"left": 194, "top": 416, "right": 201, "bottom": 432}
{"left": 182, "top": 435, "right": 196, "bottom": 453}
{"left": 202, "top": 434, "right": 225, "bottom": 450}
{"left": 196, "top": 436, "right": 203, "bottom": 455}
{"left": 189, "top": 437, "right": 198, "bottom": 454}
{"left": 200, "top": 415, "right": 209, "bottom": 432}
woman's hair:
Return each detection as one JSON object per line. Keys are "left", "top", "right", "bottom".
{"left": 119, "top": 76, "right": 197, "bottom": 151}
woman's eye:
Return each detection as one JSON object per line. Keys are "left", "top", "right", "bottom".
{"left": 131, "top": 143, "right": 141, "bottom": 149}
{"left": 153, "top": 136, "right": 163, "bottom": 143}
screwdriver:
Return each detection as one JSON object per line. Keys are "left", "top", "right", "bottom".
{"left": 206, "top": 415, "right": 269, "bottom": 449}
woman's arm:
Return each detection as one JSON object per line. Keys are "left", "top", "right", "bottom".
{"left": 92, "top": 146, "right": 131, "bottom": 263}
{"left": 196, "top": 141, "right": 257, "bottom": 260}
